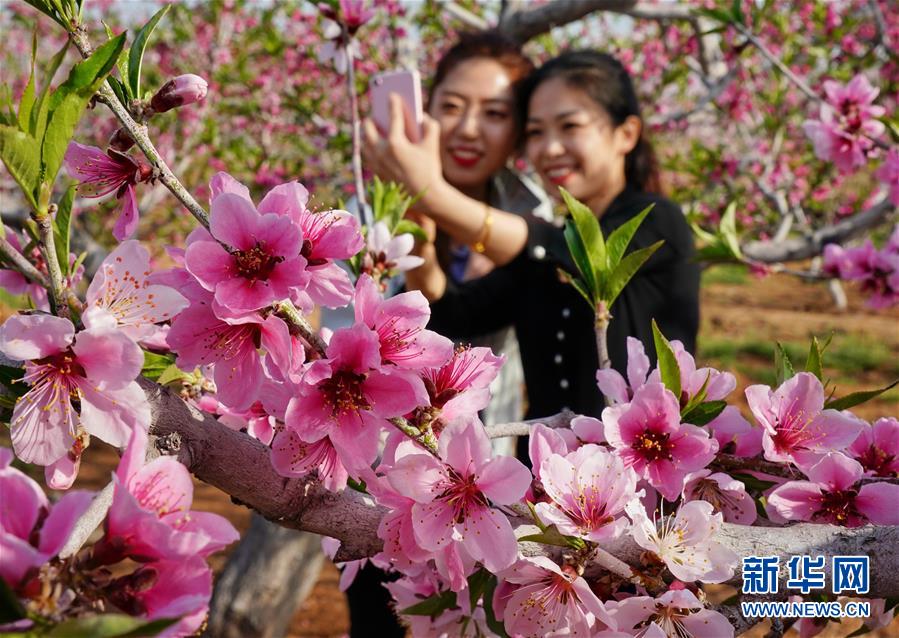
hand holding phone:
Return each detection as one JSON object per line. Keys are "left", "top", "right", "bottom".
{"left": 369, "top": 69, "right": 423, "bottom": 142}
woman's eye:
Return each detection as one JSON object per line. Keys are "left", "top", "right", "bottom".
{"left": 525, "top": 128, "right": 542, "bottom": 138}
{"left": 486, "top": 110, "right": 509, "bottom": 120}
{"left": 562, "top": 121, "right": 580, "bottom": 131}
{"left": 440, "top": 102, "right": 460, "bottom": 114}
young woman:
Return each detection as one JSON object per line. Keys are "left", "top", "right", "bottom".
{"left": 367, "top": 50, "right": 700, "bottom": 436}
{"left": 351, "top": 32, "right": 551, "bottom": 637}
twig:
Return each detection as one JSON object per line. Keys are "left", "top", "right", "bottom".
{"left": 711, "top": 453, "right": 798, "bottom": 479}
{"left": 68, "top": 27, "right": 210, "bottom": 230}
{"left": 58, "top": 481, "right": 114, "bottom": 559}
{"left": 732, "top": 22, "right": 819, "bottom": 103}
{"left": 389, "top": 416, "right": 438, "bottom": 456}
{"left": 485, "top": 409, "right": 577, "bottom": 438}
{"left": 33, "top": 209, "right": 68, "bottom": 318}
{"left": 591, "top": 546, "right": 639, "bottom": 582}
{"left": 0, "top": 236, "right": 48, "bottom": 286}
{"left": 273, "top": 300, "right": 328, "bottom": 358}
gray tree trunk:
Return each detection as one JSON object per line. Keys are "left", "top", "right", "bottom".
{"left": 204, "top": 514, "right": 325, "bottom": 638}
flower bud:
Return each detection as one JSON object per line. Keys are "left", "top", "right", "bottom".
{"left": 149, "top": 74, "right": 208, "bottom": 113}
{"left": 108, "top": 127, "right": 135, "bottom": 152}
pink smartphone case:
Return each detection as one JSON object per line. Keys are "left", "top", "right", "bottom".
{"left": 369, "top": 69, "right": 423, "bottom": 142}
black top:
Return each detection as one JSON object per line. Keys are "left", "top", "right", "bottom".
{"left": 427, "top": 187, "right": 700, "bottom": 421}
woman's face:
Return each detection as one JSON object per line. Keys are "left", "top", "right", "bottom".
{"left": 429, "top": 58, "right": 518, "bottom": 194}
{"left": 525, "top": 77, "right": 633, "bottom": 211}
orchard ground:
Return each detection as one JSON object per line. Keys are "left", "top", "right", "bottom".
{"left": 5, "top": 267, "right": 896, "bottom": 637}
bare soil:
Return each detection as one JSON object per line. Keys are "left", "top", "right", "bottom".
{"left": 59, "top": 273, "right": 899, "bottom": 637}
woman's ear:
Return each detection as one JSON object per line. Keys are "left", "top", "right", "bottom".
{"left": 615, "top": 115, "right": 642, "bottom": 155}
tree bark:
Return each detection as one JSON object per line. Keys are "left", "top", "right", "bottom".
{"left": 204, "top": 515, "right": 324, "bottom": 638}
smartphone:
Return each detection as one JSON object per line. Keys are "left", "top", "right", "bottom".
{"left": 369, "top": 69, "right": 423, "bottom": 142}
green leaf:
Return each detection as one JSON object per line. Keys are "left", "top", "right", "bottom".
{"left": 605, "top": 241, "right": 664, "bottom": 306}
{"left": 652, "top": 319, "right": 681, "bottom": 399}
{"left": 17, "top": 32, "right": 38, "bottom": 133}
{"left": 104, "top": 21, "right": 132, "bottom": 100}
{"left": 606, "top": 204, "right": 654, "bottom": 267}
{"left": 481, "top": 575, "right": 509, "bottom": 638}
{"left": 695, "top": 7, "right": 733, "bottom": 23}
{"left": 23, "top": 0, "right": 68, "bottom": 27}
{"left": 400, "top": 590, "right": 457, "bottom": 617}
{"left": 519, "top": 525, "right": 587, "bottom": 551}
{"left": 805, "top": 336, "right": 824, "bottom": 381}
{"left": 30, "top": 39, "right": 70, "bottom": 140}
{"left": 394, "top": 218, "right": 428, "bottom": 243}
{"left": 774, "top": 342, "right": 794, "bottom": 386}
{"left": 731, "top": 472, "right": 778, "bottom": 493}
{"left": 141, "top": 351, "right": 176, "bottom": 382}
{"left": 53, "top": 184, "right": 76, "bottom": 277}
{"left": 681, "top": 371, "right": 711, "bottom": 417}
{"left": 155, "top": 364, "right": 188, "bottom": 386}
{"left": 0, "top": 573, "right": 26, "bottom": 624}
{"left": 42, "top": 34, "right": 126, "bottom": 187}
{"left": 128, "top": 5, "right": 171, "bottom": 99}
{"left": 0, "top": 125, "right": 41, "bottom": 208}
{"left": 562, "top": 270, "right": 593, "bottom": 308}
{"left": 719, "top": 202, "right": 743, "bottom": 259}
{"left": 563, "top": 220, "right": 597, "bottom": 297}
{"left": 46, "top": 614, "right": 178, "bottom": 637}
{"left": 824, "top": 379, "right": 899, "bottom": 411}
{"left": 680, "top": 400, "right": 727, "bottom": 426}
{"left": 561, "top": 187, "right": 606, "bottom": 284}
{"left": 467, "top": 568, "right": 492, "bottom": 610}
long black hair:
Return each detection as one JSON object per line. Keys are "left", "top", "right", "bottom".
{"left": 518, "top": 51, "right": 662, "bottom": 194}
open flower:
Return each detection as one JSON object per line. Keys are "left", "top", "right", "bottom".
{"left": 420, "top": 345, "right": 504, "bottom": 423}
{"left": 360, "top": 221, "right": 424, "bottom": 286}
{"left": 603, "top": 382, "right": 716, "bottom": 501}
{"left": 270, "top": 428, "right": 349, "bottom": 491}
{"left": 596, "top": 337, "right": 651, "bottom": 405}
{"left": 499, "top": 556, "right": 616, "bottom": 637}
{"left": 386, "top": 417, "right": 531, "bottom": 572}
{"left": 746, "top": 372, "right": 864, "bottom": 466}
{"left": 64, "top": 142, "right": 152, "bottom": 241}
{"left": 766, "top": 452, "right": 899, "bottom": 526}
{"left": 683, "top": 470, "right": 757, "bottom": 525}
{"left": 185, "top": 190, "right": 308, "bottom": 313}
{"left": 99, "top": 426, "right": 239, "bottom": 563}
{"left": 607, "top": 589, "right": 733, "bottom": 638}
{"left": 86, "top": 240, "right": 188, "bottom": 342}
{"left": 848, "top": 417, "right": 899, "bottom": 477}
{"left": 627, "top": 499, "right": 738, "bottom": 583}
{"left": 536, "top": 444, "right": 637, "bottom": 542}
{"left": 0, "top": 313, "right": 149, "bottom": 471}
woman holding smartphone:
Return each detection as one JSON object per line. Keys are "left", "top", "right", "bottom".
{"left": 365, "top": 49, "right": 700, "bottom": 439}
{"left": 350, "top": 31, "right": 550, "bottom": 637}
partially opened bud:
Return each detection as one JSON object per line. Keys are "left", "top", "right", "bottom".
{"left": 149, "top": 74, "right": 208, "bottom": 113}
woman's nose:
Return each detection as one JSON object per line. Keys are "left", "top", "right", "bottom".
{"left": 541, "top": 133, "right": 566, "bottom": 159}
{"left": 456, "top": 109, "right": 480, "bottom": 139}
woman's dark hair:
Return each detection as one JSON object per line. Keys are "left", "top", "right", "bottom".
{"left": 517, "top": 51, "right": 662, "bottom": 194}
{"left": 428, "top": 30, "right": 534, "bottom": 118}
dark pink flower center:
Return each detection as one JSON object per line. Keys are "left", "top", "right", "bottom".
{"left": 690, "top": 478, "right": 743, "bottom": 518}
{"left": 856, "top": 444, "right": 896, "bottom": 477}
{"left": 633, "top": 430, "right": 673, "bottom": 462}
{"left": 320, "top": 370, "right": 371, "bottom": 419}
{"left": 423, "top": 347, "right": 479, "bottom": 407}
{"left": 438, "top": 467, "right": 488, "bottom": 524}
{"left": 376, "top": 317, "right": 423, "bottom": 363}
{"left": 233, "top": 242, "right": 284, "bottom": 281}
{"left": 38, "top": 350, "right": 86, "bottom": 380}
{"left": 814, "top": 489, "right": 861, "bottom": 526}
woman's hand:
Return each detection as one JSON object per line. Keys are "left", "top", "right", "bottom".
{"left": 362, "top": 94, "right": 447, "bottom": 203}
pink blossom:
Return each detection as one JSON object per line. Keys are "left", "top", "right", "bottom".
{"left": 683, "top": 470, "right": 757, "bottom": 525}
{"left": 386, "top": 417, "right": 531, "bottom": 572}
{"left": 536, "top": 444, "right": 637, "bottom": 542}
{"left": 99, "top": 426, "right": 239, "bottom": 563}
{"left": 602, "top": 382, "right": 717, "bottom": 501}
{"left": 185, "top": 190, "right": 308, "bottom": 312}
{"left": 64, "top": 142, "right": 150, "bottom": 241}
{"left": 766, "top": 452, "right": 899, "bottom": 526}
{"left": 848, "top": 417, "right": 899, "bottom": 477}
{"left": 596, "top": 337, "right": 650, "bottom": 404}
{"left": 106, "top": 557, "right": 213, "bottom": 638}
{"left": 0, "top": 313, "right": 149, "bottom": 470}
{"left": 705, "top": 406, "right": 763, "bottom": 457}
{"left": 606, "top": 589, "right": 733, "bottom": 638}
{"left": 319, "top": 0, "right": 375, "bottom": 33}
{"left": 627, "top": 499, "right": 738, "bottom": 583}
{"left": 746, "top": 372, "right": 864, "bottom": 465}
{"left": 270, "top": 428, "right": 349, "bottom": 491}
{"left": 285, "top": 324, "right": 427, "bottom": 470}
{"left": 360, "top": 221, "right": 424, "bottom": 286}
{"left": 318, "top": 19, "right": 360, "bottom": 74}
{"left": 420, "top": 345, "right": 504, "bottom": 423}
{"left": 86, "top": 240, "right": 188, "bottom": 342}
{"left": 216, "top": 400, "right": 276, "bottom": 444}
{"left": 499, "top": 556, "right": 615, "bottom": 637}
{"left": 165, "top": 294, "right": 293, "bottom": 411}
{"left": 354, "top": 273, "right": 453, "bottom": 369}
{"left": 150, "top": 74, "right": 208, "bottom": 113}
{"left": 803, "top": 74, "right": 885, "bottom": 172}
{"left": 0, "top": 448, "right": 94, "bottom": 588}
{"left": 570, "top": 414, "right": 606, "bottom": 444}
{"left": 528, "top": 423, "right": 571, "bottom": 483}
{"left": 877, "top": 150, "right": 899, "bottom": 205}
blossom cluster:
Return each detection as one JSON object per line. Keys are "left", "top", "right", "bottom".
{"left": 822, "top": 225, "right": 899, "bottom": 308}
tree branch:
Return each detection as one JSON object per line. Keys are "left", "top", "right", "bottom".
{"left": 498, "top": 0, "right": 637, "bottom": 44}
{"left": 741, "top": 198, "right": 896, "bottom": 262}
{"left": 0, "top": 236, "right": 49, "bottom": 287}
{"left": 484, "top": 409, "right": 577, "bottom": 438}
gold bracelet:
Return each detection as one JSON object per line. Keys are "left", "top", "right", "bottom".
{"left": 472, "top": 204, "right": 494, "bottom": 254}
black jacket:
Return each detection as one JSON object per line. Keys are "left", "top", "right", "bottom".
{"left": 427, "top": 187, "right": 700, "bottom": 421}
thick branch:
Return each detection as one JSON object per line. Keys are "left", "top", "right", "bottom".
{"left": 485, "top": 409, "right": 577, "bottom": 438}
{"left": 741, "top": 199, "right": 896, "bottom": 263}
{"left": 498, "top": 0, "right": 637, "bottom": 44}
